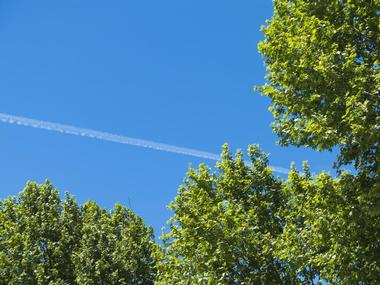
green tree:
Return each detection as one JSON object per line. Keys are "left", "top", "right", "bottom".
{"left": 0, "top": 181, "right": 73, "bottom": 284}
{"left": 257, "top": 0, "right": 379, "bottom": 176}
{"left": 277, "top": 165, "right": 380, "bottom": 284}
{"left": 0, "top": 181, "right": 157, "bottom": 285}
{"left": 73, "top": 202, "right": 157, "bottom": 284}
{"left": 156, "top": 145, "right": 298, "bottom": 285}
{"left": 256, "top": 3, "right": 380, "bottom": 283}
{"left": 157, "top": 146, "right": 380, "bottom": 284}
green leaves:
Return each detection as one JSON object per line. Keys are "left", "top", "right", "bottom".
{"left": 0, "top": 157, "right": 377, "bottom": 284}
{"left": 257, "top": 4, "right": 380, "bottom": 282}
{"left": 0, "top": 181, "right": 157, "bottom": 284}
{"left": 157, "top": 146, "right": 380, "bottom": 284}
{"left": 278, "top": 168, "right": 380, "bottom": 284}
{"left": 157, "top": 145, "right": 295, "bottom": 285}
{"left": 257, "top": 0, "right": 379, "bottom": 176}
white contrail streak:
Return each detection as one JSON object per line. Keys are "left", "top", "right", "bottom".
{"left": 0, "top": 112, "right": 289, "bottom": 174}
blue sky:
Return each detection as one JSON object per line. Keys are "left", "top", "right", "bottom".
{"left": 0, "top": 0, "right": 336, "bottom": 235}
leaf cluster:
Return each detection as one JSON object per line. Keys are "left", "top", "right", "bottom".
{"left": 0, "top": 181, "right": 157, "bottom": 285}
{"left": 157, "top": 146, "right": 380, "bottom": 284}
{"left": 257, "top": 0, "right": 379, "bottom": 176}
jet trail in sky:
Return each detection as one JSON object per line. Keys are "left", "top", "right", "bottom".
{"left": 0, "top": 112, "right": 289, "bottom": 174}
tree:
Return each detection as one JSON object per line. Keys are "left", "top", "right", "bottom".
{"left": 73, "top": 202, "right": 157, "bottom": 284}
{"left": 257, "top": 0, "right": 379, "bottom": 177}
{"left": 277, "top": 165, "right": 380, "bottom": 284}
{"left": 0, "top": 181, "right": 75, "bottom": 284}
{"left": 157, "top": 146, "right": 380, "bottom": 284}
{"left": 257, "top": 4, "right": 380, "bottom": 282}
{"left": 156, "top": 145, "right": 298, "bottom": 284}
{"left": 0, "top": 181, "right": 157, "bottom": 284}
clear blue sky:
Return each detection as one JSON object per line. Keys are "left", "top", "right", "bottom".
{"left": 0, "top": 0, "right": 336, "bottom": 235}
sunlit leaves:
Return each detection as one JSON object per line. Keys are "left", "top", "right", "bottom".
{"left": 257, "top": 0, "right": 379, "bottom": 176}
{"left": 157, "top": 145, "right": 294, "bottom": 285}
{"left": 157, "top": 146, "right": 380, "bottom": 284}
{"left": 0, "top": 181, "right": 157, "bottom": 284}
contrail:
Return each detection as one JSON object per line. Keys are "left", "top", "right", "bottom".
{"left": 0, "top": 112, "right": 289, "bottom": 174}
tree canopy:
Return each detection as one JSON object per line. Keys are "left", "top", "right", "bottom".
{"left": 156, "top": 145, "right": 380, "bottom": 284}
{"left": 1, "top": 154, "right": 379, "bottom": 284}
{"left": 157, "top": 145, "right": 293, "bottom": 284}
{"left": 257, "top": 0, "right": 379, "bottom": 176}
{"left": 0, "top": 181, "right": 157, "bottom": 285}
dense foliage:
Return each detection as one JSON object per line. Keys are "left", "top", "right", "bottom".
{"left": 1, "top": 154, "right": 379, "bottom": 284}
{"left": 255, "top": 2, "right": 380, "bottom": 282}
{"left": 257, "top": 0, "right": 379, "bottom": 176}
{"left": 278, "top": 166, "right": 380, "bottom": 284}
{"left": 157, "top": 146, "right": 380, "bottom": 284}
{"left": 0, "top": 181, "right": 157, "bottom": 285}
{"left": 157, "top": 145, "right": 294, "bottom": 284}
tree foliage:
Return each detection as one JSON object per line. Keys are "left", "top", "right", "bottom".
{"left": 256, "top": 5, "right": 380, "bottom": 282}
{"left": 157, "top": 146, "right": 380, "bottom": 284}
{"left": 257, "top": 0, "right": 379, "bottom": 176}
{"left": 157, "top": 145, "right": 294, "bottom": 285}
{"left": 0, "top": 181, "right": 157, "bottom": 285}
{"left": 278, "top": 166, "right": 380, "bottom": 284}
